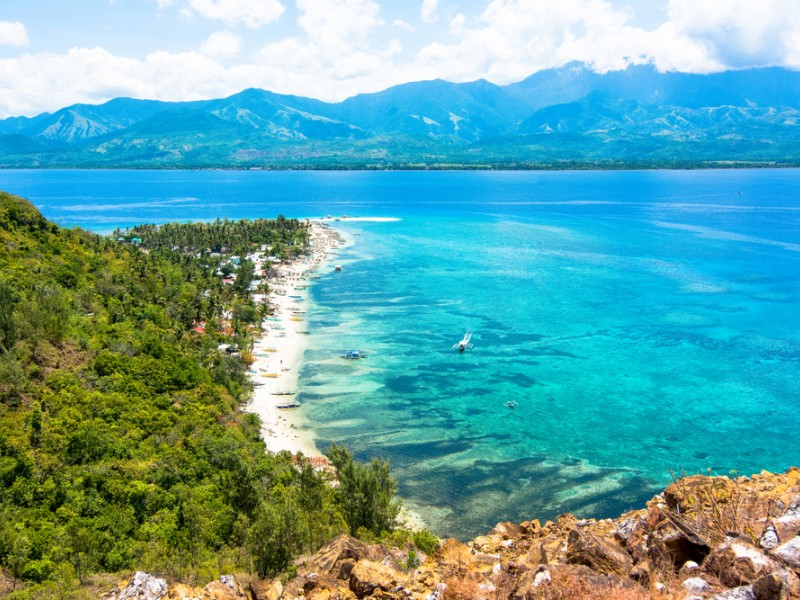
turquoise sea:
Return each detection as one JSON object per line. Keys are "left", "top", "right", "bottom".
{"left": 3, "top": 169, "right": 800, "bottom": 539}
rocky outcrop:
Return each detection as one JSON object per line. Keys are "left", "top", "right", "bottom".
{"left": 103, "top": 575, "right": 250, "bottom": 600}
{"left": 105, "top": 467, "right": 800, "bottom": 599}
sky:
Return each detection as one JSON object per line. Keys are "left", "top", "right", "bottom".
{"left": 0, "top": 0, "right": 799, "bottom": 118}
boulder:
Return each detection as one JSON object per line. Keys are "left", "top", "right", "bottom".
{"left": 296, "top": 534, "right": 386, "bottom": 579}
{"left": 683, "top": 577, "right": 712, "bottom": 595}
{"left": 519, "top": 520, "right": 541, "bottom": 537}
{"left": 283, "top": 573, "right": 358, "bottom": 599}
{"left": 250, "top": 579, "right": 283, "bottom": 600}
{"left": 106, "top": 572, "right": 168, "bottom": 600}
{"left": 203, "top": 576, "right": 248, "bottom": 600}
{"left": 434, "top": 538, "right": 474, "bottom": 569}
{"left": 565, "top": 528, "right": 633, "bottom": 577}
{"left": 613, "top": 517, "right": 638, "bottom": 546}
{"left": 490, "top": 521, "right": 520, "bottom": 539}
{"left": 664, "top": 475, "right": 735, "bottom": 515}
{"left": 772, "top": 536, "right": 800, "bottom": 567}
{"left": 760, "top": 524, "right": 780, "bottom": 551}
{"left": 752, "top": 569, "right": 800, "bottom": 600}
{"left": 705, "top": 541, "right": 782, "bottom": 588}
{"left": 710, "top": 585, "right": 756, "bottom": 600}
{"left": 167, "top": 584, "right": 212, "bottom": 599}
{"left": 348, "top": 559, "right": 405, "bottom": 598}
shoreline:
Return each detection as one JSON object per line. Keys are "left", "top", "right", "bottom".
{"left": 243, "top": 216, "right": 427, "bottom": 532}
{"left": 244, "top": 220, "right": 346, "bottom": 458}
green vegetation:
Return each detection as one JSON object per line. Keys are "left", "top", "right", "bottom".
{"left": 0, "top": 191, "right": 435, "bottom": 596}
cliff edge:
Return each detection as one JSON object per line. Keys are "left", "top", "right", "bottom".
{"left": 104, "top": 467, "right": 800, "bottom": 599}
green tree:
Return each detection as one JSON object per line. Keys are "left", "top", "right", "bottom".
{"left": 247, "top": 495, "right": 304, "bottom": 579}
{"left": 326, "top": 444, "right": 401, "bottom": 537}
{"left": 0, "top": 278, "right": 18, "bottom": 352}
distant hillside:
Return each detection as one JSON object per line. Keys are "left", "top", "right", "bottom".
{"left": 1, "top": 63, "right": 800, "bottom": 168}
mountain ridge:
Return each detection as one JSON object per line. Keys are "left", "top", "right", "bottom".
{"left": 2, "top": 62, "right": 800, "bottom": 168}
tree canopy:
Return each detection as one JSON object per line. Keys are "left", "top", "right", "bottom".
{"left": 0, "top": 192, "right": 422, "bottom": 597}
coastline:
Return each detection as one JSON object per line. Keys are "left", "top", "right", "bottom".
{"left": 244, "top": 216, "right": 426, "bottom": 532}
{"left": 245, "top": 220, "right": 346, "bottom": 458}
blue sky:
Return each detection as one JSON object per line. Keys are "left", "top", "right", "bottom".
{"left": 0, "top": 0, "right": 797, "bottom": 118}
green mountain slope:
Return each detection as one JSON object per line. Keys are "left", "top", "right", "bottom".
{"left": 2, "top": 64, "right": 800, "bottom": 168}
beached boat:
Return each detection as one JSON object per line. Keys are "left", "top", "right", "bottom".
{"left": 290, "top": 317, "right": 303, "bottom": 322}
{"left": 341, "top": 350, "right": 366, "bottom": 359}
{"left": 276, "top": 401, "right": 300, "bottom": 409}
{"left": 272, "top": 391, "right": 296, "bottom": 396}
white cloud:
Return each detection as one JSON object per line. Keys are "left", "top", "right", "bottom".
{"left": 3, "top": 0, "right": 800, "bottom": 119}
{"left": 0, "top": 21, "right": 29, "bottom": 47}
{"left": 394, "top": 19, "right": 414, "bottom": 31}
{"left": 296, "top": 0, "right": 383, "bottom": 51}
{"left": 665, "top": 0, "right": 800, "bottom": 69}
{"left": 411, "top": 0, "right": 656, "bottom": 84}
{"left": 450, "top": 13, "right": 466, "bottom": 35}
{"left": 200, "top": 31, "right": 242, "bottom": 59}
{"left": 421, "top": 0, "right": 439, "bottom": 23}
{"left": 167, "top": 0, "right": 285, "bottom": 28}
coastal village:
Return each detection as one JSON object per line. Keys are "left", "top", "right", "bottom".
{"left": 242, "top": 220, "right": 345, "bottom": 459}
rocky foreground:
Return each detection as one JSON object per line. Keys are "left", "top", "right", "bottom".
{"left": 105, "top": 468, "right": 800, "bottom": 599}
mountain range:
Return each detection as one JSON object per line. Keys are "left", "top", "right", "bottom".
{"left": 2, "top": 62, "right": 800, "bottom": 169}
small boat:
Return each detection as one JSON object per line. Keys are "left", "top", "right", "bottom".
{"left": 452, "top": 332, "right": 473, "bottom": 353}
{"left": 272, "top": 391, "right": 296, "bottom": 396}
{"left": 264, "top": 373, "right": 280, "bottom": 378}
{"left": 288, "top": 295, "right": 302, "bottom": 298}
{"left": 505, "top": 400, "right": 518, "bottom": 409}
{"left": 341, "top": 350, "right": 366, "bottom": 359}
{"left": 290, "top": 317, "right": 304, "bottom": 322}
{"left": 276, "top": 401, "right": 300, "bottom": 409}
{"left": 334, "top": 265, "right": 343, "bottom": 271}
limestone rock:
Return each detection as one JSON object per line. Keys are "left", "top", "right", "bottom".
{"left": 296, "top": 534, "right": 385, "bottom": 579}
{"left": 772, "top": 536, "right": 800, "bottom": 567}
{"left": 565, "top": 528, "right": 633, "bottom": 576}
{"left": 761, "top": 524, "right": 781, "bottom": 551}
{"left": 106, "top": 572, "right": 168, "bottom": 600}
{"left": 490, "top": 521, "right": 520, "bottom": 539}
{"left": 167, "top": 583, "right": 212, "bottom": 599}
{"left": 348, "top": 559, "right": 405, "bottom": 598}
{"left": 664, "top": 475, "right": 735, "bottom": 514}
{"left": 434, "top": 538, "right": 474, "bottom": 569}
{"left": 710, "top": 585, "right": 756, "bottom": 600}
{"left": 250, "top": 579, "right": 283, "bottom": 600}
{"left": 518, "top": 520, "right": 541, "bottom": 537}
{"left": 683, "top": 576, "right": 712, "bottom": 595}
{"left": 203, "top": 576, "right": 248, "bottom": 600}
{"left": 752, "top": 572, "right": 795, "bottom": 600}
{"left": 705, "top": 541, "right": 782, "bottom": 588}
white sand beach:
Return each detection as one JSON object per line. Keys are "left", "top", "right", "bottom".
{"left": 245, "top": 221, "right": 345, "bottom": 457}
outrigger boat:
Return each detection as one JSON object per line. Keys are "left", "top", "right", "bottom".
{"left": 276, "top": 401, "right": 300, "bottom": 409}
{"left": 452, "top": 332, "right": 473, "bottom": 353}
{"left": 341, "top": 350, "right": 366, "bottom": 359}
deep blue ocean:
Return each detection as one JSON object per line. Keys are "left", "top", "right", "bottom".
{"left": 3, "top": 169, "right": 799, "bottom": 539}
